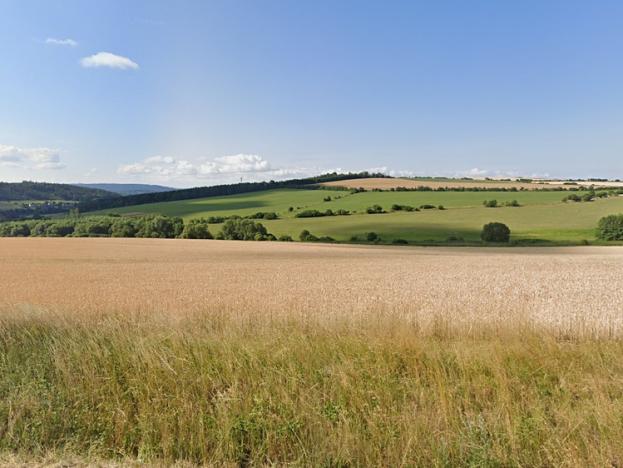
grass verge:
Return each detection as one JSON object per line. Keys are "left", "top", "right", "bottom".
{"left": 1, "top": 310, "right": 622, "bottom": 466}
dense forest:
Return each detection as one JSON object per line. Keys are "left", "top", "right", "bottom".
{"left": 0, "top": 181, "right": 117, "bottom": 202}
{"left": 78, "top": 172, "right": 388, "bottom": 211}
{"left": 74, "top": 183, "right": 175, "bottom": 196}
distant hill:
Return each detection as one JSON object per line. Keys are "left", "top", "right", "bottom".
{"left": 0, "top": 181, "right": 119, "bottom": 221}
{"left": 0, "top": 181, "right": 117, "bottom": 202}
{"left": 79, "top": 172, "right": 389, "bottom": 212}
{"left": 74, "top": 183, "right": 175, "bottom": 196}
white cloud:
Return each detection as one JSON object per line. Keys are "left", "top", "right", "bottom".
{"left": 80, "top": 52, "right": 139, "bottom": 70}
{"left": 46, "top": 37, "right": 78, "bottom": 47}
{"left": 116, "top": 154, "right": 313, "bottom": 183}
{"left": 118, "top": 154, "right": 273, "bottom": 178}
{"left": 0, "top": 144, "right": 66, "bottom": 170}
{"left": 198, "top": 154, "right": 271, "bottom": 175}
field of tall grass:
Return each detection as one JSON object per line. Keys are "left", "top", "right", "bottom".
{"left": 1, "top": 239, "right": 623, "bottom": 465}
{"left": 2, "top": 309, "right": 623, "bottom": 466}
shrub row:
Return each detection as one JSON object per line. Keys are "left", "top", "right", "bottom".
{"left": 295, "top": 209, "right": 350, "bottom": 218}
{"left": 563, "top": 189, "right": 623, "bottom": 203}
{"left": 483, "top": 199, "right": 520, "bottom": 208}
{"left": 0, "top": 215, "right": 276, "bottom": 242}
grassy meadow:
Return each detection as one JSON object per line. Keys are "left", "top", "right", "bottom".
{"left": 2, "top": 239, "right": 623, "bottom": 465}
{"left": 93, "top": 186, "right": 623, "bottom": 244}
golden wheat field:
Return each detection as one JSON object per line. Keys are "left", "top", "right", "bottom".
{"left": 319, "top": 177, "right": 578, "bottom": 190}
{"left": 1, "top": 237, "right": 622, "bottom": 336}
{"left": 3, "top": 238, "right": 623, "bottom": 466}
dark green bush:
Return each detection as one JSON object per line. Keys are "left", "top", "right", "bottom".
{"left": 220, "top": 219, "right": 269, "bottom": 241}
{"left": 391, "top": 204, "right": 416, "bottom": 212}
{"left": 366, "top": 205, "right": 385, "bottom": 214}
{"left": 73, "top": 219, "right": 113, "bottom": 237}
{"left": 135, "top": 216, "right": 183, "bottom": 238}
{"left": 483, "top": 200, "right": 498, "bottom": 208}
{"left": 46, "top": 222, "right": 75, "bottom": 237}
{"left": 366, "top": 232, "right": 379, "bottom": 242}
{"left": 596, "top": 214, "right": 623, "bottom": 241}
{"left": 481, "top": 222, "right": 511, "bottom": 243}
{"left": 180, "top": 219, "right": 213, "bottom": 239}
{"left": 563, "top": 194, "right": 581, "bottom": 202}
{"left": 299, "top": 230, "right": 318, "bottom": 242}
{"left": 110, "top": 219, "right": 138, "bottom": 238}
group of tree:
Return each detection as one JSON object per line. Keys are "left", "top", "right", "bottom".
{"left": 391, "top": 204, "right": 418, "bottom": 212}
{"left": 295, "top": 209, "right": 350, "bottom": 218}
{"left": 483, "top": 199, "right": 521, "bottom": 208}
{"left": 0, "top": 181, "right": 117, "bottom": 202}
{"left": 0, "top": 215, "right": 187, "bottom": 239}
{"left": 562, "top": 190, "right": 621, "bottom": 203}
{"left": 299, "top": 229, "right": 335, "bottom": 243}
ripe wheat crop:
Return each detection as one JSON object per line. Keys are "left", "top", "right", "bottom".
{"left": 1, "top": 238, "right": 623, "bottom": 465}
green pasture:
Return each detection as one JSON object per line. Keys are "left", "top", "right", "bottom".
{"left": 95, "top": 188, "right": 623, "bottom": 244}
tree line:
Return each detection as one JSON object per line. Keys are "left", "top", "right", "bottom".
{"left": 78, "top": 172, "right": 388, "bottom": 212}
{"left": 0, "top": 181, "right": 116, "bottom": 202}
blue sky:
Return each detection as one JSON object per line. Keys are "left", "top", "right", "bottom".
{"left": 1, "top": 0, "right": 622, "bottom": 186}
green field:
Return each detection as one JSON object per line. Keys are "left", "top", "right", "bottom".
{"left": 95, "top": 188, "right": 623, "bottom": 244}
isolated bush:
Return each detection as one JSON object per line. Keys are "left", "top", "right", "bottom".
{"left": 391, "top": 204, "right": 415, "bottom": 212}
{"left": 438, "top": 205, "right": 445, "bottom": 210}
{"left": 323, "top": 196, "right": 332, "bottom": 202}
{"left": 596, "top": 214, "right": 623, "bottom": 241}
{"left": 366, "top": 232, "right": 379, "bottom": 242}
{"left": 563, "top": 194, "right": 581, "bottom": 202}
{"left": 481, "top": 222, "right": 511, "bottom": 243}
{"left": 366, "top": 205, "right": 385, "bottom": 214}
{"left": 483, "top": 200, "right": 498, "bottom": 208}
{"left": 180, "top": 219, "right": 213, "bottom": 239}
{"left": 419, "top": 204, "right": 435, "bottom": 210}
{"left": 299, "top": 230, "right": 318, "bottom": 242}
{"left": 505, "top": 200, "right": 520, "bottom": 207}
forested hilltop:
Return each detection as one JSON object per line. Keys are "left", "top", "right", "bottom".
{"left": 0, "top": 181, "right": 118, "bottom": 221}
{"left": 0, "top": 181, "right": 117, "bottom": 201}
{"left": 79, "top": 172, "right": 388, "bottom": 211}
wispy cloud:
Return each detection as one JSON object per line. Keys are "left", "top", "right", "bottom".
{"left": 0, "top": 144, "right": 66, "bottom": 170}
{"left": 118, "top": 154, "right": 272, "bottom": 178}
{"left": 80, "top": 52, "right": 139, "bottom": 70}
{"left": 45, "top": 37, "right": 78, "bottom": 47}
{"left": 115, "top": 154, "right": 315, "bottom": 183}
